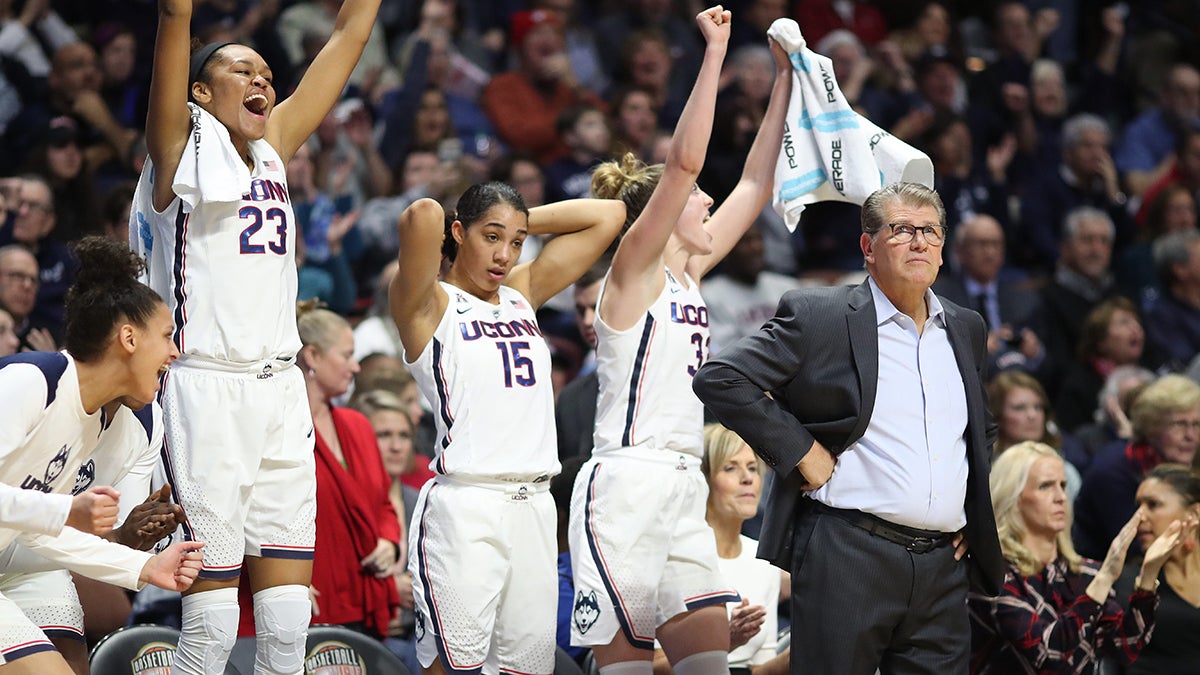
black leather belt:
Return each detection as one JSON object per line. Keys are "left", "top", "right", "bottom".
{"left": 811, "top": 502, "right": 954, "bottom": 554}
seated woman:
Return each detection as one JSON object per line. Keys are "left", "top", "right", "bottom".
{"left": 1074, "top": 374, "right": 1200, "bottom": 559}
{"left": 987, "top": 370, "right": 1084, "bottom": 499}
{"left": 652, "top": 424, "right": 789, "bottom": 675}
{"left": 1115, "top": 464, "right": 1200, "bottom": 674}
{"left": 967, "top": 441, "right": 1187, "bottom": 674}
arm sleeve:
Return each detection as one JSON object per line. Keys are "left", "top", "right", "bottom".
{"left": 18, "top": 527, "right": 152, "bottom": 590}
{"left": 1096, "top": 590, "right": 1157, "bottom": 665}
{"left": 692, "top": 292, "right": 814, "bottom": 477}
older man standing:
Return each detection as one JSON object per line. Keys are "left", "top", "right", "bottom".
{"left": 694, "top": 182, "right": 1003, "bottom": 674}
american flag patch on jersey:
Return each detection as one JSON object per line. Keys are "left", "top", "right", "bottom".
{"left": 510, "top": 299, "right": 528, "bottom": 310}
{"left": 263, "top": 159, "right": 279, "bottom": 171}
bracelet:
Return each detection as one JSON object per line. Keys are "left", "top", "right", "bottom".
{"left": 1134, "top": 573, "right": 1160, "bottom": 592}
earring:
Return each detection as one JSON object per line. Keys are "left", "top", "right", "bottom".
{"left": 306, "top": 367, "right": 315, "bottom": 378}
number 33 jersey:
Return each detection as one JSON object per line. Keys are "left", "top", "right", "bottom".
{"left": 407, "top": 282, "right": 559, "bottom": 482}
{"left": 130, "top": 110, "right": 300, "bottom": 363}
{"left": 593, "top": 268, "right": 709, "bottom": 459}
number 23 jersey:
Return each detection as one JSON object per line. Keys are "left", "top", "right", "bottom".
{"left": 593, "top": 268, "right": 709, "bottom": 459}
{"left": 131, "top": 129, "right": 300, "bottom": 363}
{"left": 406, "top": 282, "right": 559, "bottom": 482}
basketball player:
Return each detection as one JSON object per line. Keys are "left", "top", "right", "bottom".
{"left": 0, "top": 237, "right": 204, "bottom": 674}
{"left": 568, "top": 7, "right": 793, "bottom": 674}
{"left": 389, "top": 186, "right": 623, "bottom": 675}
{"left": 132, "top": 0, "right": 381, "bottom": 671}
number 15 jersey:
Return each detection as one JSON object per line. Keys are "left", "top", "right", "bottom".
{"left": 406, "top": 282, "right": 559, "bottom": 482}
{"left": 593, "top": 268, "right": 709, "bottom": 459}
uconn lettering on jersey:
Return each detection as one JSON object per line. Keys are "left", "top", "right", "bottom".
{"left": 670, "top": 302, "right": 709, "bottom": 327}
{"left": 459, "top": 319, "right": 544, "bottom": 340}
{"left": 242, "top": 178, "right": 290, "bottom": 204}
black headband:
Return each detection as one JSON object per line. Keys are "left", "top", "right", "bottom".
{"left": 188, "top": 41, "right": 235, "bottom": 88}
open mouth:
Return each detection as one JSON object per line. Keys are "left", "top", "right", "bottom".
{"left": 244, "top": 93, "right": 268, "bottom": 116}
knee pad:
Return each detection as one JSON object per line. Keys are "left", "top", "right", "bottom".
{"left": 253, "top": 584, "right": 311, "bottom": 675}
{"left": 174, "top": 588, "right": 239, "bottom": 675}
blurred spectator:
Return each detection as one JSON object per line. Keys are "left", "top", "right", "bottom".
{"left": 0, "top": 175, "right": 74, "bottom": 340}
{"left": 312, "top": 97, "right": 392, "bottom": 208}
{"left": 1074, "top": 374, "right": 1200, "bottom": 560}
{"left": 1114, "top": 464, "right": 1200, "bottom": 675}
{"left": 918, "top": 112, "right": 1014, "bottom": 236}
{"left": 353, "top": 262, "right": 402, "bottom": 363}
{"left": 1136, "top": 127, "right": 1200, "bottom": 230}
{"left": 592, "top": 0, "right": 703, "bottom": 93}
{"left": 531, "top": 0, "right": 607, "bottom": 96}
{"left": 0, "top": 244, "right": 51, "bottom": 351}
{"left": 967, "top": 441, "right": 1167, "bottom": 674}
{"left": 933, "top": 213, "right": 1044, "bottom": 377}
{"left": 702, "top": 223, "right": 801, "bottom": 355}
{"left": 44, "top": 42, "right": 139, "bottom": 176}
{"left": 887, "top": 1, "right": 958, "bottom": 65}
{"left": 608, "top": 84, "right": 660, "bottom": 160}
{"left": 381, "top": 27, "right": 494, "bottom": 171}
{"left": 792, "top": 0, "right": 887, "bottom": 47}
{"left": 0, "top": 0, "right": 77, "bottom": 81}
{"left": 1144, "top": 229, "right": 1200, "bottom": 370}
{"left": 613, "top": 27, "right": 687, "bottom": 129}
{"left": 1074, "top": 365, "right": 1157, "bottom": 476}
{"left": 0, "top": 305, "right": 15, "bottom": 356}
{"left": 289, "top": 140, "right": 358, "bottom": 316}
{"left": 99, "top": 180, "right": 135, "bottom": 241}
{"left": 89, "top": 21, "right": 146, "bottom": 132}
{"left": 348, "top": 388, "right": 420, "bottom": 675}
{"left": 1116, "top": 63, "right": 1200, "bottom": 198}
{"left": 1117, "top": 182, "right": 1198, "bottom": 301}
{"left": 1019, "top": 114, "right": 1133, "bottom": 272}
{"left": 1039, "top": 206, "right": 1121, "bottom": 380}
{"left": 545, "top": 103, "right": 610, "bottom": 203}
{"left": 22, "top": 116, "right": 99, "bottom": 241}
{"left": 481, "top": 9, "right": 604, "bottom": 165}
{"left": 554, "top": 260, "right": 606, "bottom": 461}
{"left": 276, "top": 0, "right": 399, "bottom": 104}
{"left": 815, "top": 30, "right": 898, "bottom": 128}
{"left": 986, "top": 370, "right": 1083, "bottom": 500}
{"left": 727, "top": 0, "right": 787, "bottom": 52}
{"left": 1054, "top": 296, "right": 1147, "bottom": 435}
{"left": 391, "top": 0, "right": 500, "bottom": 86}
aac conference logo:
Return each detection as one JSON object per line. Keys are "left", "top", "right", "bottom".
{"left": 304, "top": 640, "right": 366, "bottom": 675}
{"left": 130, "top": 641, "right": 175, "bottom": 675}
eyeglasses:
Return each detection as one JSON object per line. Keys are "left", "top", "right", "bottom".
{"left": 0, "top": 270, "right": 38, "bottom": 285}
{"left": 17, "top": 200, "right": 52, "bottom": 214}
{"left": 882, "top": 222, "right": 947, "bottom": 246}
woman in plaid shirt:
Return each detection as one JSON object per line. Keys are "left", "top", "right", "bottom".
{"left": 967, "top": 441, "right": 1194, "bottom": 674}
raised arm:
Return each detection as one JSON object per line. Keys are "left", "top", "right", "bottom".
{"left": 600, "top": 6, "right": 729, "bottom": 330}
{"left": 505, "top": 199, "right": 625, "bottom": 309}
{"left": 389, "top": 198, "right": 450, "bottom": 358}
{"left": 145, "top": 0, "right": 196, "bottom": 210}
{"left": 687, "top": 39, "right": 792, "bottom": 281}
{"left": 268, "top": 0, "right": 382, "bottom": 162}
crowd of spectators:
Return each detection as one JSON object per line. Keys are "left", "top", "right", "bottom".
{"left": 5, "top": 0, "right": 1200, "bottom": 672}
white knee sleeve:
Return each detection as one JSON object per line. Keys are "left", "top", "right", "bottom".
{"left": 252, "top": 584, "right": 311, "bottom": 675}
{"left": 173, "top": 588, "right": 239, "bottom": 675}
{"left": 671, "top": 650, "right": 730, "bottom": 675}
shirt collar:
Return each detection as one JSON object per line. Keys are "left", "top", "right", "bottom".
{"left": 868, "top": 277, "right": 946, "bottom": 327}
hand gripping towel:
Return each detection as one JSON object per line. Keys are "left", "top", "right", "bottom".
{"left": 767, "top": 18, "right": 934, "bottom": 231}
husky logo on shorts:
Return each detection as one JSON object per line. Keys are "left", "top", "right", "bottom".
{"left": 304, "top": 640, "right": 365, "bottom": 674}
{"left": 258, "top": 363, "right": 274, "bottom": 380}
{"left": 414, "top": 608, "right": 426, "bottom": 641}
{"left": 129, "top": 641, "right": 175, "bottom": 675}
{"left": 72, "top": 460, "right": 96, "bottom": 495}
{"left": 573, "top": 590, "right": 601, "bottom": 634}
{"left": 21, "top": 445, "right": 70, "bottom": 492}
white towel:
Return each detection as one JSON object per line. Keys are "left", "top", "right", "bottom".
{"left": 172, "top": 103, "right": 261, "bottom": 209}
{"left": 767, "top": 18, "right": 934, "bottom": 231}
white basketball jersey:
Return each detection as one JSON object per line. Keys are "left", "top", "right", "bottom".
{"left": 131, "top": 137, "right": 301, "bottom": 363}
{"left": 407, "top": 283, "right": 559, "bottom": 481}
{"left": 0, "top": 352, "right": 103, "bottom": 550}
{"left": 593, "top": 269, "right": 709, "bottom": 458}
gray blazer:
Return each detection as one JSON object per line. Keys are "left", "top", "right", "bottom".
{"left": 693, "top": 280, "right": 1005, "bottom": 595}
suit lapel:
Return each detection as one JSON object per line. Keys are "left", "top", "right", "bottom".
{"left": 846, "top": 282, "right": 878, "bottom": 445}
{"left": 943, "top": 305, "right": 987, "bottom": 469}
